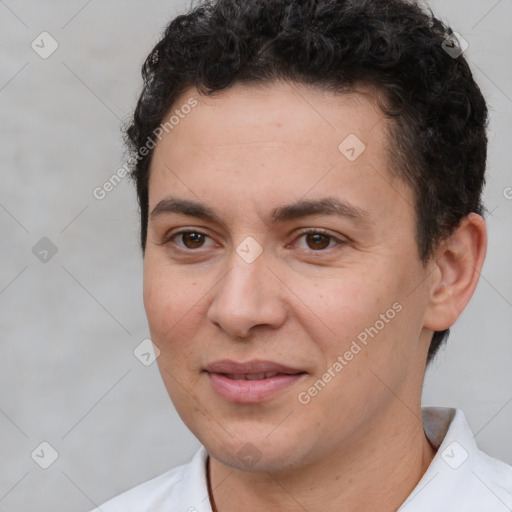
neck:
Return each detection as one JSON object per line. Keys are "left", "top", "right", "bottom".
{"left": 208, "top": 404, "right": 436, "bottom": 512}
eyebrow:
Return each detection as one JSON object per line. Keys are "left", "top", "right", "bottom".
{"left": 150, "top": 197, "right": 371, "bottom": 226}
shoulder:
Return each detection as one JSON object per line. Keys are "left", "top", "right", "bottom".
{"left": 93, "top": 466, "right": 184, "bottom": 511}
{"left": 473, "top": 445, "right": 512, "bottom": 498}
{"left": 451, "top": 444, "right": 512, "bottom": 510}
{"left": 404, "top": 407, "right": 512, "bottom": 510}
{"left": 91, "top": 446, "right": 210, "bottom": 512}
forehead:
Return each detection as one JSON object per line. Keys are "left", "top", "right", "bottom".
{"left": 148, "top": 80, "right": 413, "bottom": 228}
{"left": 156, "top": 80, "right": 387, "bottom": 154}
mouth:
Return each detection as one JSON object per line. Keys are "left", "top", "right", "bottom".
{"left": 205, "top": 359, "right": 305, "bottom": 375}
{"left": 204, "top": 360, "right": 307, "bottom": 403}
{"left": 220, "top": 372, "right": 298, "bottom": 380}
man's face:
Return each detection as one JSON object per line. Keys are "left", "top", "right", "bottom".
{"left": 144, "top": 81, "right": 433, "bottom": 472}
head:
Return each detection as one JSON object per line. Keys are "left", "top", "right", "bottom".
{"left": 126, "top": 0, "right": 487, "bottom": 472}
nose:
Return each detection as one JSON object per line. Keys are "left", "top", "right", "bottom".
{"left": 206, "top": 249, "right": 288, "bottom": 339}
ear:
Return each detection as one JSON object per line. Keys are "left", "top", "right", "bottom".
{"left": 423, "top": 213, "right": 487, "bottom": 332}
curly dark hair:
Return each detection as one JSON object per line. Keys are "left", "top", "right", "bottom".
{"left": 125, "top": 0, "right": 488, "bottom": 363}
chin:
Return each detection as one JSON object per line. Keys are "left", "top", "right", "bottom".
{"left": 201, "top": 426, "right": 313, "bottom": 474}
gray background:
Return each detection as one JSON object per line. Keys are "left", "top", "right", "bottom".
{"left": 0, "top": 0, "right": 511, "bottom": 510}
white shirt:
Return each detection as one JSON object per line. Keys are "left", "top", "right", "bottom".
{"left": 93, "top": 407, "right": 512, "bottom": 511}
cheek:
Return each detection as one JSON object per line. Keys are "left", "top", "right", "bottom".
{"left": 303, "top": 275, "right": 384, "bottom": 347}
{"left": 304, "top": 269, "right": 418, "bottom": 375}
{"left": 143, "top": 258, "right": 202, "bottom": 345}
{"left": 144, "top": 264, "right": 206, "bottom": 404}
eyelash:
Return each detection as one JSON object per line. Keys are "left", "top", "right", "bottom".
{"left": 165, "top": 228, "right": 345, "bottom": 253}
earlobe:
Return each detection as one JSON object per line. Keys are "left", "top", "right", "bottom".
{"left": 423, "top": 213, "right": 487, "bottom": 332}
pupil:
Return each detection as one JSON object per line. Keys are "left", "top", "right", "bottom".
{"left": 307, "top": 233, "right": 329, "bottom": 250}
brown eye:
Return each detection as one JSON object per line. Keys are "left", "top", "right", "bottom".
{"left": 293, "top": 229, "right": 344, "bottom": 252}
{"left": 164, "top": 228, "right": 218, "bottom": 253}
{"left": 180, "top": 231, "right": 206, "bottom": 249}
{"left": 305, "top": 232, "right": 332, "bottom": 250}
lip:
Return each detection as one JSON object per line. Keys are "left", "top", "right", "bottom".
{"left": 205, "top": 359, "right": 307, "bottom": 403}
{"left": 205, "top": 359, "right": 304, "bottom": 375}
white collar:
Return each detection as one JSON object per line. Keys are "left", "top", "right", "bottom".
{"left": 96, "top": 407, "right": 512, "bottom": 511}
{"left": 179, "top": 407, "right": 512, "bottom": 511}
{"left": 398, "top": 407, "right": 512, "bottom": 511}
